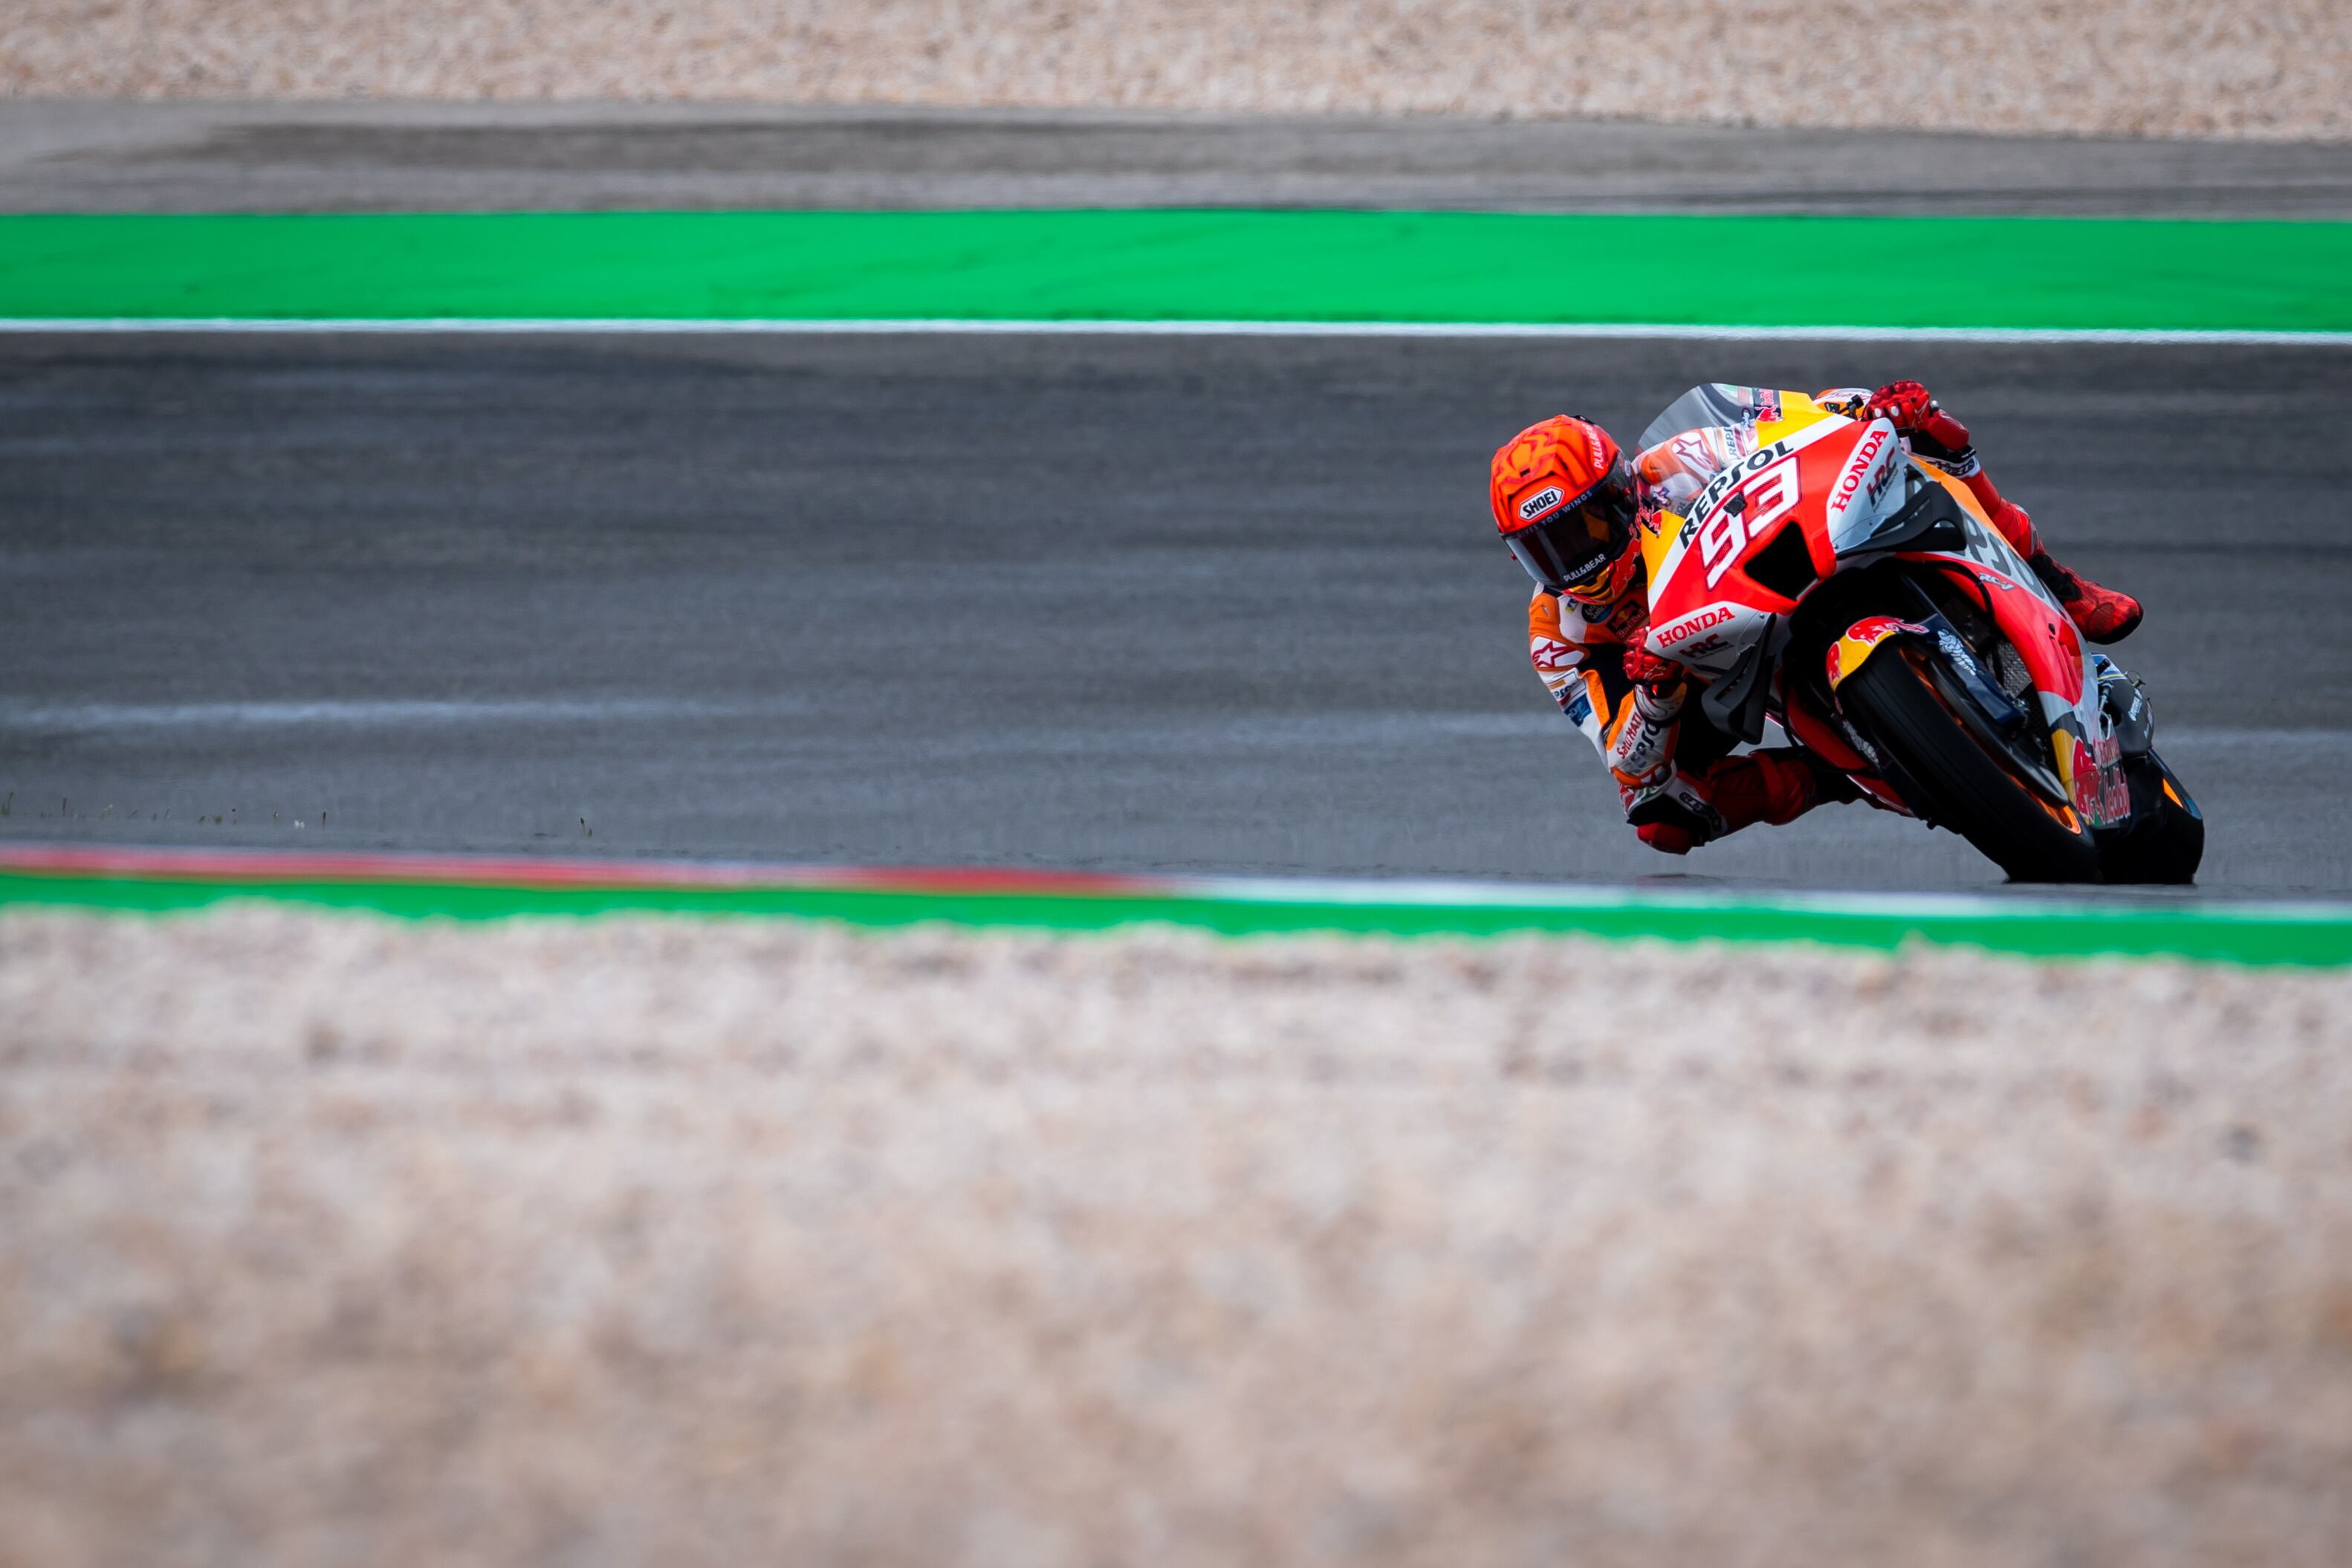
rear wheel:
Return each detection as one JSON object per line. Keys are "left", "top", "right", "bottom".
{"left": 1840, "top": 647, "right": 2104, "bottom": 884}
{"left": 2098, "top": 751, "right": 2204, "bottom": 884}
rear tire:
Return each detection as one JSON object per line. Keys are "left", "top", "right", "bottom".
{"left": 2098, "top": 751, "right": 2204, "bottom": 885}
{"left": 1841, "top": 648, "right": 2104, "bottom": 884}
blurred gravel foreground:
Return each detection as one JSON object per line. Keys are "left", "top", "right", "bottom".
{"left": 2, "top": 907, "right": 2350, "bottom": 1565}
{"left": 4, "top": 0, "right": 2348, "bottom": 141}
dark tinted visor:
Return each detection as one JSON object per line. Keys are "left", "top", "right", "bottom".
{"left": 1506, "top": 499, "right": 1629, "bottom": 592}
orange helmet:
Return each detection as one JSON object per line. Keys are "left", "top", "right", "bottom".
{"left": 1489, "top": 415, "right": 1641, "bottom": 604}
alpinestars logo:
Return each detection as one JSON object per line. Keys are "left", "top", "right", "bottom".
{"left": 1517, "top": 486, "right": 1565, "bottom": 522}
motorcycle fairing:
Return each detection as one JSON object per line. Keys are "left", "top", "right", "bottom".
{"left": 1821, "top": 417, "right": 1913, "bottom": 553}
{"left": 1648, "top": 598, "right": 1771, "bottom": 678}
{"left": 1642, "top": 413, "right": 1860, "bottom": 633}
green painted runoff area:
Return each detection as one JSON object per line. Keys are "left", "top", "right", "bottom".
{"left": 2, "top": 211, "right": 2348, "bottom": 331}
{"left": 7, "top": 870, "right": 2352, "bottom": 968}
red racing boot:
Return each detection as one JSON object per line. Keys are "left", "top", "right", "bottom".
{"left": 1862, "top": 383, "right": 2144, "bottom": 646}
{"left": 1988, "top": 501, "right": 2144, "bottom": 644}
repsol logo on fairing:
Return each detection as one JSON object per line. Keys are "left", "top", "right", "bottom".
{"left": 1656, "top": 606, "right": 1734, "bottom": 646}
{"left": 1831, "top": 430, "right": 1891, "bottom": 511}
{"left": 1691, "top": 438, "right": 1798, "bottom": 525}
{"left": 1517, "top": 486, "right": 1566, "bottom": 521}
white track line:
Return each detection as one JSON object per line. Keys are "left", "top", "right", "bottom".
{"left": 1187, "top": 875, "right": 2352, "bottom": 922}
{"left": 2, "top": 317, "right": 2350, "bottom": 346}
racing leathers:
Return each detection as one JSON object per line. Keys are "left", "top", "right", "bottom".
{"left": 1529, "top": 573, "right": 1848, "bottom": 855}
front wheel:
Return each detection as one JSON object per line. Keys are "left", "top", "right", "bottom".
{"left": 1840, "top": 648, "right": 2104, "bottom": 884}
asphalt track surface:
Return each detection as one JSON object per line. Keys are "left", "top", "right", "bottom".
{"left": 8, "top": 100, "right": 2352, "bottom": 217}
{"left": 5, "top": 328, "right": 2350, "bottom": 895}
{"left": 6, "top": 103, "right": 2349, "bottom": 895}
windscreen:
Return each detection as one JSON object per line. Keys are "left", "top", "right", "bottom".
{"left": 1636, "top": 384, "right": 1787, "bottom": 452}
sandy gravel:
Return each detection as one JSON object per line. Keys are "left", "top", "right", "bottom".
{"left": 1, "top": 1, "right": 2347, "bottom": 141}
{"left": 4, "top": 904, "right": 2351, "bottom": 1566}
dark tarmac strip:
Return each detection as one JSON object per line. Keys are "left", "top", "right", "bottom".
{"left": 3, "top": 329, "right": 2348, "bottom": 895}
{"left": 7, "top": 100, "right": 2352, "bottom": 217}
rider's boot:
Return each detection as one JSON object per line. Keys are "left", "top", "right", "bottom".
{"left": 1973, "top": 487, "right": 2143, "bottom": 646}
{"left": 2028, "top": 547, "right": 2144, "bottom": 645}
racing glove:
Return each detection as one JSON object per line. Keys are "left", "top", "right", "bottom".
{"left": 1622, "top": 644, "right": 1685, "bottom": 696}
{"left": 1865, "top": 380, "right": 1974, "bottom": 458}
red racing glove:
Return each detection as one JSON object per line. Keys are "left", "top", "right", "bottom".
{"left": 1865, "top": 380, "right": 1972, "bottom": 453}
{"left": 1622, "top": 644, "right": 1685, "bottom": 696}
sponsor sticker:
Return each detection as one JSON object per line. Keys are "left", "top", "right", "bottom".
{"left": 1867, "top": 453, "right": 1898, "bottom": 505}
{"left": 1825, "top": 615, "right": 1915, "bottom": 688}
{"left": 2068, "top": 732, "right": 2134, "bottom": 826}
{"left": 1689, "top": 438, "right": 1792, "bottom": 528}
{"left": 1697, "top": 456, "right": 1801, "bottom": 589}
{"left": 1655, "top": 606, "right": 1735, "bottom": 647}
{"left": 1530, "top": 637, "right": 1580, "bottom": 674}
{"left": 1517, "top": 485, "right": 1565, "bottom": 522}
{"left": 1830, "top": 428, "right": 1890, "bottom": 513}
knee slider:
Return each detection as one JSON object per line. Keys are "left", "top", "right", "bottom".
{"left": 1636, "top": 819, "right": 1697, "bottom": 855}
{"left": 1624, "top": 774, "right": 1727, "bottom": 849}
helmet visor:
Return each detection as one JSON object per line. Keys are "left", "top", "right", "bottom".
{"left": 1506, "top": 494, "right": 1631, "bottom": 595}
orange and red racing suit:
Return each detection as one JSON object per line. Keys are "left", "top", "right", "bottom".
{"left": 1526, "top": 386, "right": 1882, "bottom": 854}
{"left": 1527, "top": 574, "right": 1833, "bottom": 854}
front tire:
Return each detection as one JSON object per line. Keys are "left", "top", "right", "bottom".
{"left": 1840, "top": 648, "right": 2104, "bottom": 884}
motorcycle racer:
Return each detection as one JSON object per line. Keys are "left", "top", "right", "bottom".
{"left": 1490, "top": 382, "right": 2142, "bottom": 855}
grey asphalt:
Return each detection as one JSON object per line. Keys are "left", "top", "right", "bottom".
{"left": 4, "top": 330, "right": 2348, "bottom": 895}
{"left": 8, "top": 99, "right": 2352, "bottom": 216}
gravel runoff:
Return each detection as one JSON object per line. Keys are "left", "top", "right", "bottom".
{"left": 4, "top": 906, "right": 2351, "bottom": 1567}
{"left": 4, "top": 1, "right": 2349, "bottom": 142}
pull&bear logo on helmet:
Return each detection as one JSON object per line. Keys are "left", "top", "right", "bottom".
{"left": 1517, "top": 486, "right": 1565, "bottom": 522}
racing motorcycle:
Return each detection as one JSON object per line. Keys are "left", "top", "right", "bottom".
{"left": 1636, "top": 385, "right": 2202, "bottom": 884}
